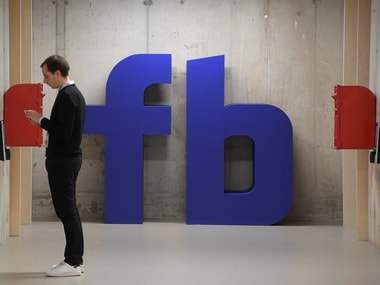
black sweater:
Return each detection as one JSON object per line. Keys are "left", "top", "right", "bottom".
{"left": 40, "top": 84, "right": 86, "bottom": 158}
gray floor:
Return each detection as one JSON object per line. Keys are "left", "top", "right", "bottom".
{"left": 0, "top": 222, "right": 380, "bottom": 285}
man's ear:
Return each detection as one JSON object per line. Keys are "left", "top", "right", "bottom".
{"left": 54, "top": 70, "right": 62, "bottom": 77}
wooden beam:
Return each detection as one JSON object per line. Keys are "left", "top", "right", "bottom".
{"left": 9, "top": 0, "right": 33, "bottom": 236}
{"left": 9, "top": 0, "right": 22, "bottom": 237}
{"left": 356, "top": 0, "right": 371, "bottom": 242}
{"left": 342, "top": 0, "right": 371, "bottom": 240}
{"left": 342, "top": 0, "right": 359, "bottom": 230}
{"left": 20, "top": 0, "right": 32, "bottom": 225}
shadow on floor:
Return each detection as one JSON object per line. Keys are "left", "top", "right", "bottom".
{"left": 0, "top": 272, "right": 47, "bottom": 280}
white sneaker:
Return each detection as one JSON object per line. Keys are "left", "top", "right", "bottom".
{"left": 46, "top": 261, "right": 82, "bottom": 277}
{"left": 50, "top": 261, "right": 84, "bottom": 273}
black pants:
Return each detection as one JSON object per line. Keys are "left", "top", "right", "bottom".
{"left": 46, "top": 156, "right": 84, "bottom": 266}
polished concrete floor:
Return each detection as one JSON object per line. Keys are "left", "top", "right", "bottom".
{"left": 0, "top": 222, "right": 380, "bottom": 285}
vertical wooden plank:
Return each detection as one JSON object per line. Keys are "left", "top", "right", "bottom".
{"left": 20, "top": 0, "right": 32, "bottom": 225}
{"left": 343, "top": 0, "right": 359, "bottom": 83}
{"left": 20, "top": 147, "right": 32, "bottom": 225}
{"left": 9, "top": 0, "right": 22, "bottom": 237}
{"left": 356, "top": 0, "right": 371, "bottom": 241}
{"left": 342, "top": 0, "right": 371, "bottom": 240}
{"left": 20, "top": 0, "right": 32, "bottom": 81}
{"left": 357, "top": 149, "right": 369, "bottom": 240}
{"left": 9, "top": 0, "right": 33, "bottom": 235}
{"left": 9, "top": 148, "right": 21, "bottom": 236}
{"left": 342, "top": 0, "right": 358, "bottom": 229}
{"left": 357, "top": 0, "right": 371, "bottom": 86}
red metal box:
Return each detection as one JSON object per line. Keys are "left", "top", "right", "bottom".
{"left": 333, "top": 85, "right": 376, "bottom": 149}
{"left": 3, "top": 83, "right": 44, "bottom": 146}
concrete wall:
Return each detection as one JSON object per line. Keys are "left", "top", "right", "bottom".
{"left": 0, "top": 0, "right": 9, "bottom": 245}
{"left": 31, "top": 0, "right": 343, "bottom": 224}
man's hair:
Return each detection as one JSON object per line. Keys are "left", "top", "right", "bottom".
{"left": 40, "top": 55, "right": 70, "bottom": 77}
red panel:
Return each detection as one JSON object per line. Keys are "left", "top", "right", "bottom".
{"left": 333, "top": 85, "right": 376, "bottom": 149}
{"left": 3, "top": 83, "right": 44, "bottom": 146}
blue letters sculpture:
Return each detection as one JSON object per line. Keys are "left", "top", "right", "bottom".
{"left": 84, "top": 54, "right": 293, "bottom": 225}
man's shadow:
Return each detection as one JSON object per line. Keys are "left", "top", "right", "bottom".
{"left": 0, "top": 272, "right": 45, "bottom": 279}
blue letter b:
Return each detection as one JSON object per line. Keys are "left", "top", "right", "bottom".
{"left": 186, "top": 55, "right": 293, "bottom": 225}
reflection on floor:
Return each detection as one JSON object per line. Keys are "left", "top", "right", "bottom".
{"left": 0, "top": 222, "right": 380, "bottom": 285}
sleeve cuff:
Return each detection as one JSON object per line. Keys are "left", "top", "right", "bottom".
{"left": 38, "top": 117, "right": 44, "bottom": 125}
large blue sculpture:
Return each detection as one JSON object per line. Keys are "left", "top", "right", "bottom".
{"left": 84, "top": 54, "right": 172, "bottom": 223}
{"left": 186, "top": 55, "right": 293, "bottom": 225}
{"left": 84, "top": 54, "right": 293, "bottom": 225}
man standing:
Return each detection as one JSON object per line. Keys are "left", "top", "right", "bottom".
{"left": 25, "top": 55, "right": 86, "bottom": 277}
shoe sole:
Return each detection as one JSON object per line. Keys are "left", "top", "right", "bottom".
{"left": 46, "top": 272, "right": 82, "bottom": 277}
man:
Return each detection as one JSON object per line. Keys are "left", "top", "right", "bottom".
{"left": 25, "top": 55, "right": 86, "bottom": 277}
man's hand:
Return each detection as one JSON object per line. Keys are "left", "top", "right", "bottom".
{"left": 24, "top": 110, "right": 42, "bottom": 126}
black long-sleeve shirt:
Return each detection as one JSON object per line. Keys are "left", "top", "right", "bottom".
{"left": 40, "top": 84, "right": 86, "bottom": 158}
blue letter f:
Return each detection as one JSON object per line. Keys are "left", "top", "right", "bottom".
{"left": 84, "top": 54, "right": 172, "bottom": 224}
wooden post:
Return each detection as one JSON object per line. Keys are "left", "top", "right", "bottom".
{"left": 342, "top": 0, "right": 371, "bottom": 240}
{"left": 9, "top": 0, "right": 33, "bottom": 236}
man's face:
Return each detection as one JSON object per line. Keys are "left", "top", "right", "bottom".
{"left": 41, "top": 64, "right": 60, "bottom": 89}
